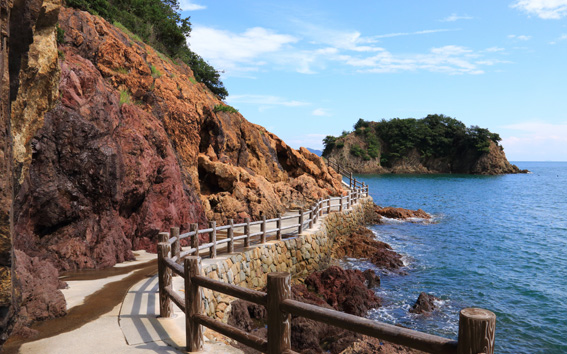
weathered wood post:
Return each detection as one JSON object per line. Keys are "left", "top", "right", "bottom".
{"left": 308, "top": 209, "right": 314, "bottom": 229}
{"left": 313, "top": 203, "right": 319, "bottom": 224}
{"left": 157, "top": 242, "right": 173, "bottom": 317}
{"left": 457, "top": 308, "right": 496, "bottom": 354}
{"left": 171, "top": 227, "right": 180, "bottom": 263}
{"left": 347, "top": 191, "right": 352, "bottom": 209}
{"left": 190, "top": 223, "right": 199, "bottom": 254}
{"left": 267, "top": 272, "right": 292, "bottom": 354}
{"left": 158, "top": 232, "right": 169, "bottom": 245}
{"left": 276, "top": 213, "right": 282, "bottom": 240}
{"left": 339, "top": 195, "right": 343, "bottom": 212}
{"left": 209, "top": 221, "right": 217, "bottom": 259}
{"left": 261, "top": 215, "right": 267, "bottom": 244}
{"left": 298, "top": 209, "right": 304, "bottom": 235}
{"left": 185, "top": 256, "right": 204, "bottom": 351}
{"left": 244, "top": 217, "right": 251, "bottom": 248}
{"left": 327, "top": 199, "right": 331, "bottom": 214}
{"left": 349, "top": 172, "right": 353, "bottom": 189}
{"left": 228, "top": 219, "right": 235, "bottom": 253}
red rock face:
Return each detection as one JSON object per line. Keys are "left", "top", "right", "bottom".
{"left": 9, "top": 7, "right": 343, "bottom": 331}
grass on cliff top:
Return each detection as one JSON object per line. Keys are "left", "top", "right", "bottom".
{"left": 213, "top": 104, "right": 239, "bottom": 114}
{"left": 65, "top": 0, "right": 228, "bottom": 99}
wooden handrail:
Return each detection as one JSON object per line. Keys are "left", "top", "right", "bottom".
{"left": 166, "top": 256, "right": 495, "bottom": 354}
{"left": 157, "top": 158, "right": 496, "bottom": 354}
{"left": 281, "top": 299, "right": 458, "bottom": 354}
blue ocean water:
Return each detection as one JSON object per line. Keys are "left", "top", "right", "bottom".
{"left": 344, "top": 162, "right": 567, "bottom": 354}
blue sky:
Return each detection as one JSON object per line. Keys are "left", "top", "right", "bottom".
{"left": 180, "top": 0, "right": 567, "bottom": 161}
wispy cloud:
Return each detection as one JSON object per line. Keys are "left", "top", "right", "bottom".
{"left": 179, "top": 0, "right": 206, "bottom": 11}
{"left": 372, "top": 29, "right": 457, "bottom": 39}
{"left": 508, "top": 34, "right": 533, "bottom": 41}
{"left": 189, "top": 24, "right": 506, "bottom": 77}
{"left": 337, "top": 45, "right": 498, "bottom": 75}
{"left": 501, "top": 121, "right": 567, "bottom": 160}
{"left": 511, "top": 0, "right": 567, "bottom": 19}
{"left": 312, "top": 108, "right": 331, "bottom": 116}
{"left": 550, "top": 33, "right": 567, "bottom": 44}
{"left": 441, "top": 13, "right": 474, "bottom": 22}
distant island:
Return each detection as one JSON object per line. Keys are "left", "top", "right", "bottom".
{"left": 323, "top": 115, "right": 528, "bottom": 175}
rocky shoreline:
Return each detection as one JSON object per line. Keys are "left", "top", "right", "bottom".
{"left": 226, "top": 203, "right": 433, "bottom": 354}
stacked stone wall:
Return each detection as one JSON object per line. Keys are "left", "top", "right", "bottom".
{"left": 201, "top": 197, "right": 374, "bottom": 320}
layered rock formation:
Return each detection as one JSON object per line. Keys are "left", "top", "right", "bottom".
{"left": 1, "top": 5, "right": 343, "bottom": 340}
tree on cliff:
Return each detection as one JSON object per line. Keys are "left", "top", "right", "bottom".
{"left": 65, "top": 0, "right": 228, "bottom": 99}
{"left": 323, "top": 115, "right": 505, "bottom": 166}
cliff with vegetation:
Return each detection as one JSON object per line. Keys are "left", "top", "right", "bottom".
{"left": 323, "top": 115, "right": 527, "bottom": 175}
{"left": 0, "top": 1, "right": 343, "bottom": 341}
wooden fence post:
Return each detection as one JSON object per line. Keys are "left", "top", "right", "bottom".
{"left": 457, "top": 308, "right": 496, "bottom": 354}
{"left": 298, "top": 209, "right": 304, "bottom": 235}
{"left": 191, "top": 223, "right": 199, "bottom": 254}
{"left": 185, "top": 256, "right": 204, "bottom": 352}
{"left": 349, "top": 172, "right": 353, "bottom": 189}
{"left": 339, "top": 195, "right": 343, "bottom": 212}
{"left": 171, "top": 227, "right": 180, "bottom": 263}
{"left": 267, "top": 272, "right": 292, "bottom": 354}
{"left": 308, "top": 209, "right": 314, "bottom": 229}
{"left": 228, "top": 219, "right": 234, "bottom": 253}
{"left": 319, "top": 199, "right": 324, "bottom": 217}
{"left": 244, "top": 217, "right": 250, "bottom": 248}
{"left": 158, "top": 232, "right": 169, "bottom": 245}
{"left": 157, "top": 242, "right": 173, "bottom": 318}
{"left": 327, "top": 199, "right": 331, "bottom": 214}
{"left": 313, "top": 203, "right": 318, "bottom": 224}
{"left": 209, "top": 221, "right": 217, "bottom": 259}
{"left": 347, "top": 192, "right": 352, "bottom": 209}
{"left": 261, "top": 215, "right": 267, "bottom": 244}
{"left": 276, "top": 213, "right": 282, "bottom": 240}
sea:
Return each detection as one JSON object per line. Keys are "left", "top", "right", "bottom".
{"left": 341, "top": 161, "right": 567, "bottom": 354}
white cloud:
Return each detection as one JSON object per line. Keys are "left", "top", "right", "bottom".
{"left": 188, "top": 26, "right": 298, "bottom": 74}
{"left": 179, "top": 0, "right": 206, "bottom": 11}
{"left": 508, "top": 34, "right": 533, "bottom": 40}
{"left": 337, "top": 45, "right": 492, "bottom": 75}
{"left": 441, "top": 13, "right": 474, "bottom": 22}
{"left": 312, "top": 108, "right": 331, "bottom": 116}
{"left": 501, "top": 121, "right": 567, "bottom": 160}
{"left": 226, "top": 94, "right": 309, "bottom": 108}
{"left": 511, "top": 0, "right": 567, "bottom": 19}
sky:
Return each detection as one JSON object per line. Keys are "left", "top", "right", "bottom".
{"left": 179, "top": 0, "right": 567, "bottom": 161}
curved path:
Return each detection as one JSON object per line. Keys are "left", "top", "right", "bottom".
{"left": 12, "top": 198, "right": 344, "bottom": 353}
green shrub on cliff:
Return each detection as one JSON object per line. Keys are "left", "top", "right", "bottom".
{"left": 65, "top": 0, "right": 228, "bottom": 99}
{"left": 213, "top": 104, "right": 238, "bottom": 114}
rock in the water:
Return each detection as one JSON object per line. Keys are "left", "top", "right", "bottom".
{"left": 409, "top": 292, "right": 440, "bottom": 314}
{"left": 374, "top": 205, "right": 430, "bottom": 220}
{"left": 331, "top": 226, "right": 405, "bottom": 271}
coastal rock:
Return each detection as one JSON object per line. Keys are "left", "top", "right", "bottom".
{"left": 304, "top": 266, "right": 381, "bottom": 317}
{"left": 374, "top": 205, "right": 430, "bottom": 220}
{"left": 409, "top": 292, "right": 439, "bottom": 314}
{"left": 331, "top": 226, "right": 404, "bottom": 271}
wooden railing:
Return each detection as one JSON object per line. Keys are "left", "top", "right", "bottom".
{"left": 156, "top": 164, "right": 496, "bottom": 354}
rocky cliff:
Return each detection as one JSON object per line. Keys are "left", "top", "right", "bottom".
{"left": 1, "top": 5, "right": 343, "bottom": 340}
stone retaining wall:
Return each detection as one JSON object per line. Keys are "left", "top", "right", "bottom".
{"left": 201, "top": 197, "right": 375, "bottom": 321}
